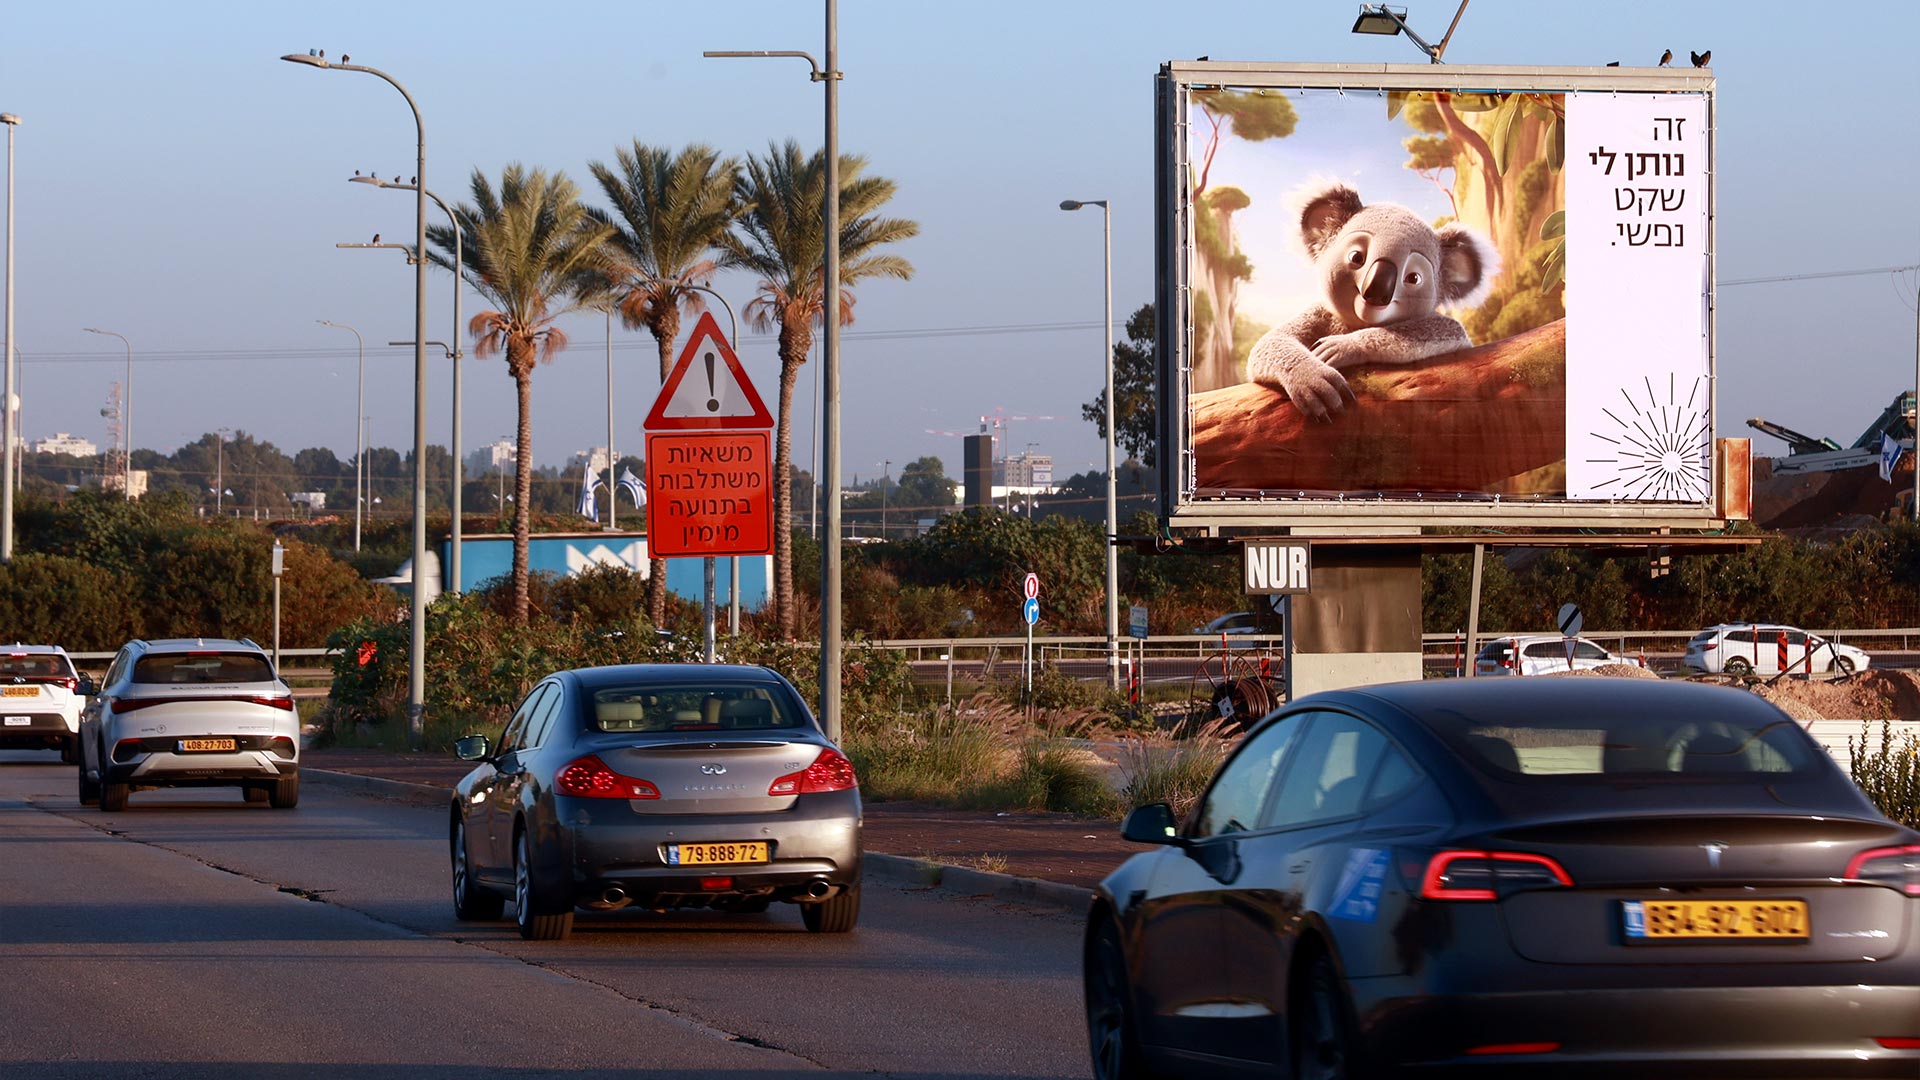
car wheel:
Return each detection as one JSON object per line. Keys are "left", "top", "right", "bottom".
{"left": 268, "top": 773, "right": 299, "bottom": 809}
{"left": 100, "top": 778, "right": 130, "bottom": 812}
{"left": 1723, "top": 657, "right": 1752, "bottom": 676}
{"left": 1834, "top": 657, "right": 1857, "bottom": 676}
{"left": 1085, "top": 917, "right": 1154, "bottom": 1080}
{"left": 452, "top": 818, "right": 506, "bottom": 921}
{"left": 77, "top": 760, "right": 100, "bottom": 807}
{"left": 59, "top": 737, "right": 77, "bottom": 766}
{"left": 514, "top": 827, "right": 573, "bottom": 941}
{"left": 800, "top": 883, "right": 860, "bottom": 933}
{"left": 1292, "top": 951, "right": 1359, "bottom": 1080}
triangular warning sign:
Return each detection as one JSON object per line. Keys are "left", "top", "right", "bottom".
{"left": 643, "top": 311, "right": 774, "bottom": 431}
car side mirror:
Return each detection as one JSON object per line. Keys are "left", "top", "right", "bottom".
{"left": 76, "top": 677, "right": 98, "bottom": 696}
{"left": 454, "top": 734, "right": 492, "bottom": 762}
{"left": 1121, "top": 802, "right": 1183, "bottom": 845}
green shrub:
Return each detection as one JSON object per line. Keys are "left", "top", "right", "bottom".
{"left": 1851, "top": 720, "right": 1920, "bottom": 827}
{"left": 972, "top": 741, "right": 1120, "bottom": 817}
{"left": 1119, "top": 727, "right": 1232, "bottom": 821}
{"left": 0, "top": 554, "right": 142, "bottom": 651}
{"left": 841, "top": 703, "right": 1005, "bottom": 804}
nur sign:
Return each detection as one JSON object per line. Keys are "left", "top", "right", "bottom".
{"left": 1243, "top": 542, "right": 1311, "bottom": 595}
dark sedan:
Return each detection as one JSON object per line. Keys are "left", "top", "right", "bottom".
{"left": 1084, "top": 678, "right": 1920, "bottom": 1079}
{"left": 449, "top": 663, "right": 862, "bottom": 941}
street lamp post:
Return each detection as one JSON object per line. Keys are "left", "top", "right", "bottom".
{"left": 83, "top": 328, "right": 133, "bottom": 501}
{"left": 283, "top": 50, "right": 431, "bottom": 747}
{"left": 705, "top": 0, "right": 845, "bottom": 740}
{"left": 1060, "top": 198, "right": 1118, "bottom": 690}
{"left": 216, "top": 426, "right": 232, "bottom": 514}
{"left": 349, "top": 173, "right": 468, "bottom": 592}
{"left": 1350, "top": 2, "right": 1471, "bottom": 63}
{"left": 317, "top": 320, "right": 365, "bottom": 550}
{"left": 2, "top": 111, "right": 18, "bottom": 561}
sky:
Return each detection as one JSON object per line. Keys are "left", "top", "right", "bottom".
{"left": 2, "top": 0, "right": 1917, "bottom": 482}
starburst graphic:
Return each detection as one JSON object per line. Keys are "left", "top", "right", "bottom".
{"left": 1586, "top": 374, "right": 1711, "bottom": 500}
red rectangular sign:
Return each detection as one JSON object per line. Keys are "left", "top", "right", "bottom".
{"left": 644, "top": 431, "right": 774, "bottom": 558}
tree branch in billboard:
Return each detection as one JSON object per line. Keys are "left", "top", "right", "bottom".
{"left": 1194, "top": 318, "right": 1565, "bottom": 493}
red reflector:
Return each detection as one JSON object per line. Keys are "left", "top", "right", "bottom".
{"left": 769, "top": 747, "right": 858, "bottom": 796}
{"left": 1467, "top": 1042, "right": 1560, "bottom": 1056}
{"left": 554, "top": 755, "right": 659, "bottom": 799}
{"left": 698, "top": 876, "right": 733, "bottom": 890}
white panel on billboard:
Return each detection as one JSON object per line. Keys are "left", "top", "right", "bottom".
{"left": 1564, "top": 93, "right": 1710, "bottom": 500}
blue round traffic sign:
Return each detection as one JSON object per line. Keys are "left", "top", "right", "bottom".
{"left": 1022, "top": 597, "right": 1040, "bottom": 625}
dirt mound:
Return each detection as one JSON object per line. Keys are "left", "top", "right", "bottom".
{"left": 1537, "top": 663, "right": 1663, "bottom": 680}
{"left": 1750, "top": 669, "right": 1920, "bottom": 722}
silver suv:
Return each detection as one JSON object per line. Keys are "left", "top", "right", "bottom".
{"left": 0, "top": 644, "right": 91, "bottom": 763}
{"left": 77, "top": 638, "right": 300, "bottom": 811}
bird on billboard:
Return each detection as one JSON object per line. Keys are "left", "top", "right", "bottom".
{"left": 1606, "top": 61, "right": 1620, "bottom": 66}
{"left": 371, "top": 233, "right": 381, "bottom": 245}
{"left": 341, "top": 55, "right": 350, "bottom": 64}
{"left": 1659, "top": 49, "right": 1672, "bottom": 66}
{"left": 318, "top": 50, "right": 325, "bottom": 60}
{"left": 1691, "top": 49, "right": 1710, "bottom": 67}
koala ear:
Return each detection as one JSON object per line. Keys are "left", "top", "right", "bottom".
{"left": 1295, "top": 183, "right": 1364, "bottom": 259}
{"left": 1434, "top": 223, "right": 1499, "bottom": 308}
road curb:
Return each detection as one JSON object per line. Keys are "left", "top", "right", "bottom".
{"left": 306, "top": 768, "right": 449, "bottom": 809}
{"left": 307, "top": 769, "right": 1095, "bottom": 914}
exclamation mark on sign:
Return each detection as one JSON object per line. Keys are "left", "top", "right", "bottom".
{"left": 704, "top": 352, "right": 720, "bottom": 413}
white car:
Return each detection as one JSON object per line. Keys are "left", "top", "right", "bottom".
{"left": 1474, "top": 635, "right": 1639, "bottom": 676}
{"left": 1684, "top": 624, "right": 1869, "bottom": 676}
{"left": 0, "top": 644, "right": 90, "bottom": 763}
{"left": 77, "top": 638, "right": 301, "bottom": 811}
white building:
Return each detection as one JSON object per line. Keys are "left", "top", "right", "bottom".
{"left": 571, "top": 446, "right": 612, "bottom": 475}
{"left": 1000, "top": 450, "right": 1054, "bottom": 489}
{"left": 290, "top": 492, "right": 327, "bottom": 511}
{"left": 93, "top": 469, "right": 149, "bottom": 499}
{"left": 468, "top": 438, "right": 516, "bottom": 477}
{"left": 35, "top": 432, "right": 98, "bottom": 457}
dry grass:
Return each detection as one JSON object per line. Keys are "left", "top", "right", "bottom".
{"left": 1117, "top": 718, "right": 1235, "bottom": 821}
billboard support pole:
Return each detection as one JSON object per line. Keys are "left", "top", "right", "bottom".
{"left": 1465, "top": 543, "right": 1485, "bottom": 678}
{"left": 1912, "top": 272, "right": 1919, "bottom": 521}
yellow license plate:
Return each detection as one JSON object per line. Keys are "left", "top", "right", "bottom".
{"left": 1624, "top": 899, "right": 1809, "bottom": 941}
{"left": 669, "top": 841, "right": 770, "bottom": 866}
{"left": 178, "top": 738, "right": 237, "bottom": 752}
{"left": 2, "top": 687, "right": 37, "bottom": 697}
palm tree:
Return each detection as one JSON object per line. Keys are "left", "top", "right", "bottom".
{"left": 588, "top": 142, "right": 740, "bottom": 627}
{"left": 426, "top": 164, "right": 616, "bottom": 623}
{"left": 720, "top": 140, "right": 918, "bottom": 638}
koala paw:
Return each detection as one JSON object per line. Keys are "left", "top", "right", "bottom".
{"left": 1309, "top": 332, "right": 1373, "bottom": 371}
{"left": 1274, "top": 357, "right": 1355, "bottom": 420}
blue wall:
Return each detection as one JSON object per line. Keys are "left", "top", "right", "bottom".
{"left": 443, "top": 533, "right": 770, "bottom": 608}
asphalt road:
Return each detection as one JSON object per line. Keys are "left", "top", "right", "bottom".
{"left": 0, "top": 751, "right": 1090, "bottom": 1080}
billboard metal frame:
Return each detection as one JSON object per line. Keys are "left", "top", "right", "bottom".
{"left": 1156, "top": 62, "right": 1720, "bottom": 531}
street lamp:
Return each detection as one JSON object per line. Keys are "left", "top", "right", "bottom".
{"left": 1349, "top": 3, "right": 1471, "bottom": 63}
{"left": 215, "top": 426, "right": 233, "bottom": 514}
{"left": 82, "top": 328, "right": 133, "bottom": 501}
{"left": 1060, "top": 198, "right": 1119, "bottom": 691}
{"left": 317, "top": 320, "right": 365, "bottom": 551}
{"left": 706, "top": 0, "right": 845, "bottom": 740}
{"left": 350, "top": 172, "right": 469, "bottom": 593}
{"left": 283, "top": 49, "right": 432, "bottom": 747}
{"left": 879, "top": 459, "right": 890, "bottom": 540}
{"left": 2, "top": 111, "right": 18, "bottom": 561}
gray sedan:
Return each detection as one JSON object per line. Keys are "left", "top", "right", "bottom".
{"left": 449, "top": 663, "right": 862, "bottom": 940}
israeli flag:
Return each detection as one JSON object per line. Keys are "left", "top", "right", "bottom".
{"left": 1881, "top": 434, "right": 1903, "bottom": 484}
{"left": 577, "top": 472, "right": 603, "bottom": 521}
{"left": 617, "top": 466, "right": 646, "bottom": 508}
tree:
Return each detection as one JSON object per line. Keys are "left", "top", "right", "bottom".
{"left": 1080, "top": 303, "right": 1158, "bottom": 467}
{"left": 720, "top": 141, "right": 919, "bottom": 637}
{"left": 1190, "top": 89, "right": 1297, "bottom": 391}
{"left": 427, "top": 165, "right": 616, "bottom": 623}
{"left": 588, "top": 142, "right": 740, "bottom": 626}
{"left": 892, "top": 456, "right": 955, "bottom": 518}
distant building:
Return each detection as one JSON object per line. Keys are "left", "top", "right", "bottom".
{"left": 93, "top": 469, "right": 149, "bottom": 499}
{"left": 35, "top": 432, "right": 98, "bottom": 457}
{"left": 290, "top": 492, "right": 327, "bottom": 511}
{"left": 1001, "top": 450, "right": 1054, "bottom": 489}
{"left": 571, "top": 446, "right": 612, "bottom": 476}
{"left": 468, "top": 438, "right": 516, "bottom": 478}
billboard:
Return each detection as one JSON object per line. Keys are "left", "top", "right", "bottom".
{"left": 1156, "top": 62, "right": 1718, "bottom": 527}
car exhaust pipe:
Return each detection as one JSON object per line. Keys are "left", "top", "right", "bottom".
{"left": 804, "top": 880, "right": 832, "bottom": 899}
{"left": 602, "top": 885, "right": 627, "bottom": 906}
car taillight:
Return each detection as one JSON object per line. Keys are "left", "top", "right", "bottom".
{"left": 1844, "top": 846, "right": 1920, "bottom": 897}
{"left": 112, "top": 739, "right": 145, "bottom": 762}
{"left": 769, "top": 747, "right": 858, "bottom": 796}
{"left": 56, "top": 676, "right": 76, "bottom": 691}
{"left": 554, "top": 755, "right": 659, "bottom": 799}
{"left": 248, "top": 695, "right": 295, "bottom": 710}
{"left": 1420, "top": 850, "right": 1572, "bottom": 900}
{"left": 1700, "top": 641, "right": 1717, "bottom": 651}
{"left": 112, "top": 698, "right": 162, "bottom": 713}
{"left": 110, "top": 693, "right": 294, "bottom": 713}
{"left": 1877, "top": 1037, "right": 1920, "bottom": 1049}
{"left": 1467, "top": 1042, "right": 1560, "bottom": 1056}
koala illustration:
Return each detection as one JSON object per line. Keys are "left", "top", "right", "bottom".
{"left": 1245, "top": 182, "right": 1497, "bottom": 419}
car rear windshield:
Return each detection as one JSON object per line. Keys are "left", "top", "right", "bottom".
{"left": 133, "top": 652, "right": 275, "bottom": 684}
{"left": 1428, "top": 711, "right": 1823, "bottom": 781}
{"left": 588, "top": 684, "right": 807, "bottom": 734}
{"left": 0, "top": 653, "right": 75, "bottom": 680}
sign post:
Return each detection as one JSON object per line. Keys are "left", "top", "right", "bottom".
{"left": 1021, "top": 575, "right": 1041, "bottom": 700}
{"left": 270, "top": 542, "right": 285, "bottom": 670}
{"left": 643, "top": 313, "right": 774, "bottom": 662}
{"left": 1557, "top": 602, "right": 1584, "bottom": 670}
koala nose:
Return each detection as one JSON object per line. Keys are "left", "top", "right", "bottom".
{"left": 1360, "top": 258, "right": 1399, "bottom": 307}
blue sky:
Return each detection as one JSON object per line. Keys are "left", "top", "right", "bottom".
{"left": 2, "top": 1, "right": 1916, "bottom": 478}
